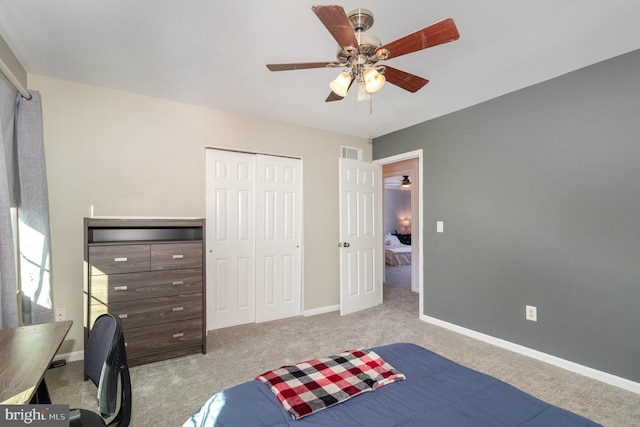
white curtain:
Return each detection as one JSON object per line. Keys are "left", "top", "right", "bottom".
{"left": 0, "top": 79, "right": 53, "bottom": 329}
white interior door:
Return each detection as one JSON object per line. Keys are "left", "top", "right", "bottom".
{"left": 339, "top": 158, "right": 383, "bottom": 315}
{"left": 255, "top": 154, "right": 302, "bottom": 322}
{"left": 206, "top": 149, "right": 256, "bottom": 330}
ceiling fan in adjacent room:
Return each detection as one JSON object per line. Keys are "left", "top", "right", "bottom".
{"left": 266, "top": 5, "right": 460, "bottom": 102}
{"left": 384, "top": 175, "right": 411, "bottom": 189}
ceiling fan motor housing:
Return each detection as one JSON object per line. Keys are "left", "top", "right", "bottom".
{"left": 347, "top": 8, "right": 374, "bottom": 32}
{"left": 336, "top": 32, "right": 382, "bottom": 63}
{"left": 335, "top": 8, "right": 387, "bottom": 71}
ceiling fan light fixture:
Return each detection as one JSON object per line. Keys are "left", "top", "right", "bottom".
{"left": 356, "top": 80, "right": 370, "bottom": 101}
{"left": 401, "top": 175, "right": 411, "bottom": 187}
{"left": 329, "top": 71, "right": 352, "bottom": 97}
{"left": 363, "top": 67, "right": 385, "bottom": 93}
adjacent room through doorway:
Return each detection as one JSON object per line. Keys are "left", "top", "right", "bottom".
{"left": 383, "top": 174, "right": 412, "bottom": 290}
{"left": 377, "top": 152, "right": 422, "bottom": 315}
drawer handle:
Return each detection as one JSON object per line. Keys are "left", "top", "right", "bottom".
{"left": 172, "top": 332, "right": 184, "bottom": 338}
{"left": 172, "top": 254, "right": 184, "bottom": 259}
{"left": 172, "top": 280, "right": 184, "bottom": 286}
{"left": 114, "top": 285, "right": 128, "bottom": 291}
{"left": 114, "top": 257, "right": 128, "bottom": 262}
{"left": 118, "top": 314, "right": 128, "bottom": 319}
{"left": 172, "top": 306, "right": 184, "bottom": 312}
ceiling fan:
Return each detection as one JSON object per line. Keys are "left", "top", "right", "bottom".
{"left": 385, "top": 175, "right": 411, "bottom": 188}
{"left": 266, "top": 5, "right": 460, "bottom": 102}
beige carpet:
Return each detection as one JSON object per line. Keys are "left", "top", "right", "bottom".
{"left": 384, "top": 264, "right": 411, "bottom": 289}
{"left": 46, "top": 287, "right": 640, "bottom": 426}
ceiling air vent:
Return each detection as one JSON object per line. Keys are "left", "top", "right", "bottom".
{"left": 341, "top": 146, "right": 362, "bottom": 160}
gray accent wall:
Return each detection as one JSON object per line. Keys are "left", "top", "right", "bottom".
{"left": 373, "top": 49, "right": 640, "bottom": 383}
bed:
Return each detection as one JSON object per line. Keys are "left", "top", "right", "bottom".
{"left": 385, "top": 234, "right": 411, "bottom": 266}
{"left": 184, "top": 343, "right": 601, "bottom": 426}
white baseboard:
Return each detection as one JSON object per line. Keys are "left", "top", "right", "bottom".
{"left": 303, "top": 304, "right": 339, "bottom": 317}
{"left": 422, "top": 314, "right": 640, "bottom": 395}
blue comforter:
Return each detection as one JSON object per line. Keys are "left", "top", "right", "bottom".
{"left": 184, "top": 343, "right": 601, "bottom": 426}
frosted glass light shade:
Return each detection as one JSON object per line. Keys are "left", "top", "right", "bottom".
{"left": 356, "top": 80, "right": 370, "bottom": 101}
{"left": 329, "top": 71, "right": 352, "bottom": 97}
{"left": 363, "top": 67, "right": 385, "bottom": 93}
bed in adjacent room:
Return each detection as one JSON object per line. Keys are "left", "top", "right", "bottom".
{"left": 385, "top": 234, "right": 411, "bottom": 266}
{"left": 184, "top": 343, "right": 601, "bottom": 426}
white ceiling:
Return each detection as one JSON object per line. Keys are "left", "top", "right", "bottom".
{"left": 2, "top": 1, "right": 640, "bottom": 139}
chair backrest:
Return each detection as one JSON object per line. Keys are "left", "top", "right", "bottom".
{"left": 85, "top": 313, "right": 132, "bottom": 426}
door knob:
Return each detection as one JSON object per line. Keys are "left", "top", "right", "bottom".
{"left": 340, "top": 242, "right": 350, "bottom": 248}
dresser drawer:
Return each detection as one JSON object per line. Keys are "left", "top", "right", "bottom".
{"left": 151, "top": 243, "right": 202, "bottom": 271}
{"left": 110, "top": 293, "right": 202, "bottom": 329}
{"left": 90, "top": 269, "right": 202, "bottom": 303}
{"left": 123, "top": 318, "right": 202, "bottom": 358}
{"left": 89, "top": 245, "right": 150, "bottom": 275}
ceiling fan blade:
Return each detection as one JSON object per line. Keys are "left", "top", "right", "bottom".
{"left": 383, "top": 66, "right": 429, "bottom": 93}
{"left": 311, "top": 5, "right": 359, "bottom": 49}
{"left": 325, "top": 91, "right": 344, "bottom": 102}
{"left": 376, "top": 18, "right": 459, "bottom": 60}
{"left": 267, "top": 62, "right": 340, "bottom": 71}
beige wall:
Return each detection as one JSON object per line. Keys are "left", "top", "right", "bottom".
{"left": 28, "top": 75, "right": 371, "bottom": 354}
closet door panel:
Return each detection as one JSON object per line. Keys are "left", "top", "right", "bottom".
{"left": 206, "top": 150, "right": 256, "bottom": 330}
{"left": 255, "top": 155, "right": 302, "bottom": 323}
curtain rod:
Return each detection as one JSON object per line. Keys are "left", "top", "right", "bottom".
{"left": 0, "top": 57, "right": 32, "bottom": 100}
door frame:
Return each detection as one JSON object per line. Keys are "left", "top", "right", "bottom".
{"left": 374, "top": 149, "right": 424, "bottom": 317}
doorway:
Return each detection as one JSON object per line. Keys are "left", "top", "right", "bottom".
{"left": 383, "top": 173, "right": 412, "bottom": 290}
{"left": 374, "top": 150, "right": 423, "bottom": 316}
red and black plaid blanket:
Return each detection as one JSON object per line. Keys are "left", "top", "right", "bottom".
{"left": 256, "top": 348, "right": 406, "bottom": 420}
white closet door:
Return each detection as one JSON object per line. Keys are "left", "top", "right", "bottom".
{"left": 206, "top": 150, "right": 256, "bottom": 330}
{"left": 255, "top": 155, "right": 302, "bottom": 322}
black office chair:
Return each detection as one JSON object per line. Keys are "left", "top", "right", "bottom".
{"left": 70, "top": 313, "right": 132, "bottom": 426}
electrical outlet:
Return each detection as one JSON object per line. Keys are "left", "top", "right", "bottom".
{"left": 55, "top": 307, "right": 65, "bottom": 322}
{"left": 525, "top": 305, "right": 537, "bottom": 322}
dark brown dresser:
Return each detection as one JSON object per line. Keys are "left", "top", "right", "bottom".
{"left": 84, "top": 218, "right": 206, "bottom": 367}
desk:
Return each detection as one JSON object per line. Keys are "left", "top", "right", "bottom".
{"left": 0, "top": 320, "right": 72, "bottom": 404}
